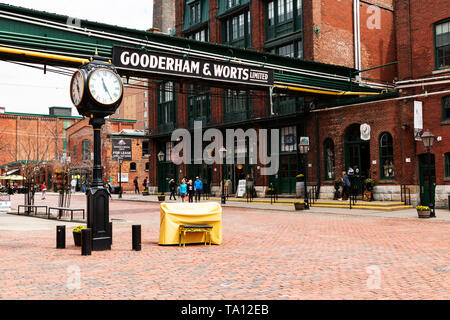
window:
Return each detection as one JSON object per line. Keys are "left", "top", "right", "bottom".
{"left": 445, "top": 152, "right": 450, "bottom": 178}
{"left": 73, "top": 146, "right": 77, "bottom": 159}
{"left": 190, "top": 1, "right": 201, "bottom": 25}
{"left": 380, "top": 132, "right": 394, "bottom": 178}
{"left": 187, "top": 28, "right": 209, "bottom": 41}
{"left": 145, "top": 162, "right": 149, "bottom": 172}
{"left": 144, "top": 121, "right": 148, "bottom": 128}
{"left": 443, "top": 96, "right": 450, "bottom": 120}
{"left": 265, "top": 0, "right": 302, "bottom": 40}
{"left": 324, "top": 139, "right": 335, "bottom": 180}
{"left": 435, "top": 20, "right": 450, "bottom": 69}
{"left": 63, "top": 120, "right": 72, "bottom": 129}
{"left": 166, "top": 142, "right": 174, "bottom": 162}
{"left": 157, "top": 82, "right": 176, "bottom": 132}
{"left": 187, "top": 85, "right": 211, "bottom": 127}
{"left": 269, "top": 40, "right": 303, "bottom": 58}
{"left": 144, "top": 91, "right": 148, "bottom": 98}
{"left": 142, "top": 141, "right": 149, "bottom": 157}
{"left": 82, "top": 140, "right": 91, "bottom": 161}
{"left": 144, "top": 101, "right": 148, "bottom": 108}
{"left": 222, "top": 11, "right": 251, "bottom": 48}
{"left": 130, "top": 162, "right": 137, "bottom": 172}
{"left": 281, "top": 126, "right": 297, "bottom": 153}
{"left": 223, "top": 89, "right": 253, "bottom": 122}
{"left": 144, "top": 111, "right": 148, "bottom": 118}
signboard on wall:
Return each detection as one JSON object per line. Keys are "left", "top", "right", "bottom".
{"left": 118, "top": 173, "right": 129, "bottom": 183}
{"left": 414, "top": 101, "right": 423, "bottom": 141}
{"left": 0, "top": 194, "right": 11, "bottom": 212}
{"left": 113, "top": 46, "right": 274, "bottom": 87}
{"left": 112, "top": 139, "right": 132, "bottom": 161}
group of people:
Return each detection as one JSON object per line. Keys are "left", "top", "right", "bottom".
{"left": 169, "top": 177, "right": 203, "bottom": 203}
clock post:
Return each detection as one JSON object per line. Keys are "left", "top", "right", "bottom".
{"left": 70, "top": 55, "right": 124, "bottom": 251}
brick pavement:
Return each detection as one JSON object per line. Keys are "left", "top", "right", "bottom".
{"left": 0, "top": 193, "right": 449, "bottom": 300}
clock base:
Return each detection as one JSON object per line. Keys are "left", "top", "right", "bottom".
{"left": 87, "top": 187, "right": 112, "bottom": 251}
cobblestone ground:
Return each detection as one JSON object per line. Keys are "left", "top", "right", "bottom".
{"left": 0, "top": 194, "right": 449, "bottom": 300}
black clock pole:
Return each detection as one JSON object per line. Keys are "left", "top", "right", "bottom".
{"left": 87, "top": 116, "right": 112, "bottom": 251}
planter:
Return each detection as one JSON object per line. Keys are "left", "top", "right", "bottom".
{"left": 142, "top": 191, "right": 149, "bottom": 196}
{"left": 417, "top": 210, "right": 431, "bottom": 219}
{"left": 294, "top": 203, "right": 305, "bottom": 211}
{"left": 158, "top": 196, "right": 166, "bottom": 202}
{"left": 296, "top": 182, "right": 305, "bottom": 197}
{"left": 73, "top": 232, "right": 81, "bottom": 247}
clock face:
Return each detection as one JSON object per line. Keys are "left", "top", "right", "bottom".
{"left": 70, "top": 70, "right": 85, "bottom": 107}
{"left": 88, "top": 69, "right": 123, "bottom": 105}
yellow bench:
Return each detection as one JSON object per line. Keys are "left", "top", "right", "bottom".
{"left": 179, "top": 225, "right": 213, "bottom": 247}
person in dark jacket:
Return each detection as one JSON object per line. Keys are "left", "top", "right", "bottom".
{"left": 187, "top": 180, "right": 194, "bottom": 203}
{"left": 169, "top": 179, "right": 177, "bottom": 200}
{"left": 341, "top": 171, "right": 351, "bottom": 200}
{"left": 134, "top": 177, "right": 139, "bottom": 194}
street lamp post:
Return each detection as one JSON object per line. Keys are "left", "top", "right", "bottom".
{"left": 157, "top": 151, "right": 165, "bottom": 194}
{"left": 421, "top": 130, "right": 436, "bottom": 218}
{"left": 118, "top": 158, "right": 123, "bottom": 199}
{"left": 298, "top": 144, "right": 310, "bottom": 210}
{"left": 219, "top": 147, "right": 227, "bottom": 204}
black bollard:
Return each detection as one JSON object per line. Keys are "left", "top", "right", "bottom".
{"left": 56, "top": 226, "right": 66, "bottom": 249}
{"left": 132, "top": 225, "right": 141, "bottom": 251}
{"left": 81, "top": 228, "right": 92, "bottom": 256}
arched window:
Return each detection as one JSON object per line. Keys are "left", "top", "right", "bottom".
{"left": 130, "top": 162, "right": 137, "bottom": 172}
{"left": 380, "top": 132, "right": 394, "bottom": 178}
{"left": 445, "top": 152, "right": 450, "bottom": 178}
{"left": 145, "top": 162, "right": 150, "bottom": 172}
{"left": 323, "top": 138, "right": 335, "bottom": 180}
{"left": 81, "top": 140, "right": 91, "bottom": 161}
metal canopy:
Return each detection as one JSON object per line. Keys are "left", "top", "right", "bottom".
{"left": 0, "top": 3, "right": 384, "bottom": 96}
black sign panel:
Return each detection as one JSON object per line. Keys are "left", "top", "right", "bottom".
{"left": 112, "top": 139, "right": 132, "bottom": 161}
{"left": 113, "top": 46, "right": 274, "bottom": 87}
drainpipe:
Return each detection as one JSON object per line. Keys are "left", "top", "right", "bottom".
{"left": 315, "top": 112, "right": 321, "bottom": 196}
{"left": 353, "top": 0, "right": 362, "bottom": 81}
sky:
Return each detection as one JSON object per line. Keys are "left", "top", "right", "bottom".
{"left": 0, "top": 0, "right": 153, "bottom": 116}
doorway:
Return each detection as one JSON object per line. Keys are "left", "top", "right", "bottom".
{"left": 419, "top": 154, "right": 436, "bottom": 207}
{"left": 344, "top": 124, "right": 371, "bottom": 194}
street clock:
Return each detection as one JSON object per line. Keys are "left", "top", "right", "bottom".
{"left": 70, "top": 57, "right": 124, "bottom": 118}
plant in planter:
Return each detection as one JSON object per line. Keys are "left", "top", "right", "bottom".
{"left": 72, "top": 225, "right": 86, "bottom": 247}
{"left": 364, "top": 179, "right": 376, "bottom": 191}
{"left": 416, "top": 205, "right": 431, "bottom": 219}
{"left": 157, "top": 194, "right": 166, "bottom": 202}
{"left": 142, "top": 189, "right": 149, "bottom": 196}
{"left": 296, "top": 174, "right": 305, "bottom": 181}
{"left": 293, "top": 201, "right": 305, "bottom": 210}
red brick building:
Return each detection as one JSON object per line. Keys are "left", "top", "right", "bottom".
{"left": 0, "top": 107, "right": 81, "bottom": 190}
{"left": 66, "top": 117, "right": 150, "bottom": 193}
{"left": 144, "top": 0, "right": 449, "bottom": 207}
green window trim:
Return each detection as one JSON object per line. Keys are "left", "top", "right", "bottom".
{"left": 217, "top": 0, "right": 250, "bottom": 16}
{"left": 265, "top": 0, "right": 303, "bottom": 41}
{"left": 222, "top": 89, "right": 253, "bottom": 123}
{"left": 445, "top": 152, "right": 450, "bottom": 178}
{"left": 183, "top": 0, "right": 210, "bottom": 31}
{"left": 157, "top": 82, "right": 177, "bottom": 133}
{"left": 379, "top": 132, "right": 395, "bottom": 179}
{"left": 434, "top": 18, "right": 450, "bottom": 70}
{"left": 221, "top": 9, "right": 252, "bottom": 49}
{"left": 187, "top": 85, "right": 211, "bottom": 128}
{"left": 443, "top": 95, "right": 450, "bottom": 121}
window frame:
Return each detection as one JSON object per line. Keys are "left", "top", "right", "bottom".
{"left": 434, "top": 18, "right": 450, "bottom": 70}
{"left": 443, "top": 95, "right": 450, "bottom": 121}
{"left": 379, "top": 132, "right": 395, "bottom": 179}
{"left": 445, "top": 152, "right": 450, "bottom": 178}
{"left": 222, "top": 9, "right": 251, "bottom": 48}
{"left": 81, "top": 139, "right": 91, "bottom": 161}
{"left": 323, "top": 138, "right": 335, "bottom": 181}
{"left": 157, "top": 82, "right": 177, "bottom": 130}
{"left": 265, "top": 0, "right": 303, "bottom": 41}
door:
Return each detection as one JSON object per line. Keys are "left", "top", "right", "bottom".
{"left": 279, "top": 154, "right": 298, "bottom": 194}
{"left": 158, "top": 163, "right": 177, "bottom": 193}
{"left": 419, "top": 154, "right": 436, "bottom": 207}
{"left": 345, "top": 124, "right": 371, "bottom": 195}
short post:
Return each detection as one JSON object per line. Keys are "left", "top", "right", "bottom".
{"left": 81, "top": 228, "right": 92, "bottom": 256}
{"left": 56, "top": 225, "right": 65, "bottom": 249}
{"left": 132, "top": 225, "right": 141, "bottom": 251}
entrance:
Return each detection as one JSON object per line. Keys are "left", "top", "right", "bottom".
{"left": 344, "top": 124, "right": 371, "bottom": 195}
{"left": 419, "top": 154, "right": 436, "bottom": 207}
{"left": 158, "top": 162, "right": 177, "bottom": 193}
{"left": 188, "top": 164, "right": 212, "bottom": 194}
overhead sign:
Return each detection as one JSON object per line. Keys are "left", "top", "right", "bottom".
{"left": 112, "top": 139, "right": 132, "bottom": 161}
{"left": 113, "top": 46, "right": 274, "bottom": 87}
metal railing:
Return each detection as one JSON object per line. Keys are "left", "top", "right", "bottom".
{"left": 400, "top": 184, "right": 411, "bottom": 206}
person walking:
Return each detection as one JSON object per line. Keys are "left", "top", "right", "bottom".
{"left": 143, "top": 177, "right": 148, "bottom": 193}
{"left": 41, "top": 182, "right": 46, "bottom": 200}
{"left": 341, "top": 171, "right": 351, "bottom": 200}
{"left": 194, "top": 177, "right": 203, "bottom": 202}
{"left": 187, "top": 179, "right": 194, "bottom": 203}
{"left": 134, "top": 177, "right": 140, "bottom": 194}
{"left": 179, "top": 179, "right": 187, "bottom": 202}
{"left": 81, "top": 178, "right": 86, "bottom": 194}
{"left": 169, "top": 179, "right": 177, "bottom": 200}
